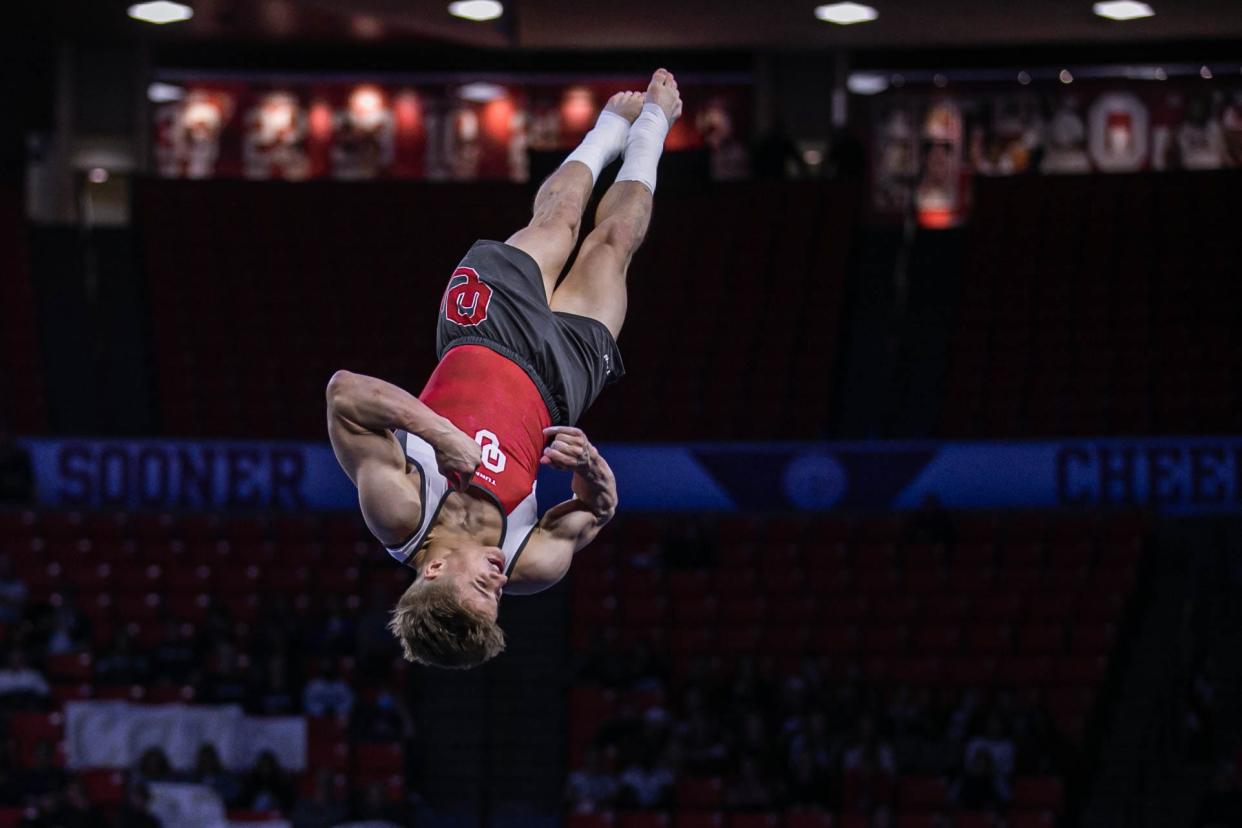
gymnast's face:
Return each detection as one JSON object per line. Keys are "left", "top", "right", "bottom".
{"left": 422, "top": 542, "right": 507, "bottom": 620}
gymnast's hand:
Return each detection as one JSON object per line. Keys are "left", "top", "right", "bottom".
{"left": 429, "top": 420, "right": 482, "bottom": 491}
{"left": 540, "top": 426, "right": 597, "bottom": 472}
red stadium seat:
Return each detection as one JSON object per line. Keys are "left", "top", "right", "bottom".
{"left": 784, "top": 813, "right": 833, "bottom": 828}
{"left": 80, "top": 770, "right": 127, "bottom": 806}
{"left": 568, "top": 815, "right": 616, "bottom": 828}
{"left": 1013, "top": 777, "right": 1064, "bottom": 812}
{"left": 673, "top": 813, "right": 723, "bottom": 828}
{"left": 676, "top": 776, "right": 722, "bottom": 808}
{"left": 899, "top": 776, "right": 948, "bottom": 808}
{"left": 619, "top": 814, "right": 671, "bottom": 828}
{"left": 729, "top": 815, "right": 779, "bottom": 828}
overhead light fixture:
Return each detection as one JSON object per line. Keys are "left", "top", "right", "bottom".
{"left": 933, "top": 73, "right": 948, "bottom": 88}
{"left": 846, "top": 73, "right": 888, "bottom": 95}
{"left": 448, "top": 0, "right": 503, "bottom": 21}
{"left": 1059, "top": 69, "right": 1074, "bottom": 84}
{"left": 147, "top": 82, "right": 185, "bottom": 103}
{"left": 1017, "top": 70, "right": 1032, "bottom": 85}
{"left": 814, "top": 2, "right": 878, "bottom": 25}
{"left": 1199, "top": 65, "right": 1212, "bottom": 79}
{"left": 458, "top": 82, "right": 504, "bottom": 103}
{"left": 127, "top": 1, "right": 194, "bottom": 24}
{"left": 1092, "top": 1, "right": 1154, "bottom": 21}
{"left": 88, "top": 168, "right": 110, "bottom": 185}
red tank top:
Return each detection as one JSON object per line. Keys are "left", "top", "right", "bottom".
{"left": 418, "top": 345, "right": 552, "bottom": 514}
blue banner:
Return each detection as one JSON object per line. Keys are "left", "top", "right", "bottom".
{"left": 16, "top": 436, "right": 1242, "bottom": 515}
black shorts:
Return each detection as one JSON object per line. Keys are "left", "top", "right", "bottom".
{"left": 435, "top": 240, "right": 625, "bottom": 426}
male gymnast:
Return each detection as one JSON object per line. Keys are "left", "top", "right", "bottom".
{"left": 327, "top": 70, "right": 683, "bottom": 668}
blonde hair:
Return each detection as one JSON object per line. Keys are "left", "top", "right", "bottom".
{"left": 387, "top": 577, "right": 506, "bottom": 669}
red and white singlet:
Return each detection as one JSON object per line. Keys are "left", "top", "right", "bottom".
{"left": 384, "top": 345, "right": 552, "bottom": 571}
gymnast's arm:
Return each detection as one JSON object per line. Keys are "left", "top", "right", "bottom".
{"left": 506, "top": 427, "right": 617, "bottom": 595}
{"left": 325, "top": 370, "right": 480, "bottom": 545}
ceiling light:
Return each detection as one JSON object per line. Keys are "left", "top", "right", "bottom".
{"left": 147, "top": 82, "right": 185, "bottom": 103}
{"left": 933, "top": 73, "right": 948, "bottom": 88}
{"left": 127, "top": 1, "right": 193, "bottom": 24}
{"left": 1092, "top": 1, "right": 1154, "bottom": 21}
{"left": 88, "top": 168, "right": 110, "bottom": 185}
{"left": 814, "top": 3, "right": 878, "bottom": 25}
{"left": 459, "top": 82, "right": 504, "bottom": 103}
{"left": 1154, "top": 67, "right": 1167, "bottom": 80}
{"left": 1200, "top": 65, "right": 1212, "bottom": 79}
{"left": 1059, "top": 69, "right": 1074, "bottom": 84}
{"left": 448, "top": 0, "right": 503, "bottom": 21}
{"left": 846, "top": 73, "right": 888, "bottom": 95}
{"left": 1017, "top": 70, "right": 1031, "bottom": 85}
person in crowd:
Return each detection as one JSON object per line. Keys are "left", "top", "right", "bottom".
{"left": 0, "top": 649, "right": 49, "bottom": 702}
{"left": 15, "top": 741, "right": 66, "bottom": 800}
{"left": 952, "top": 746, "right": 1012, "bottom": 810}
{"left": 192, "top": 743, "right": 240, "bottom": 807}
{"left": 0, "top": 553, "right": 29, "bottom": 623}
{"left": 965, "top": 714, "right": 1017, "bottom": 782}
{"left": 724, "top": 754, "right": 778, "bottom": 810}
{"left": 349, "top": 780, "right": 407, "bottom": 826}
{"left": 290, "top": 770, "right": 349, "bottom": 828}
{"left": 151, "top": 620, "right": 197, "bottom": 684}
{"left": 351, "top": 686, "right": 414, "bottom": 743}
{"left": 95, "top": 629, "right": 151, "bottom": 685}
{"left": 115, "top": 783, "right": 162, "bottom": 828}
{"left": 130, "top": 747, "right": 176, "bottom": 791}
{"left": 239, "top": 750, "right": 295, "bottom": 813}
{"left": 303, "top": 657, "right": 355, "bottom": 719}
{"left": 616, "top": 747, "right": 674, "bottom": 809}
{"left": 565, "top": 746, "right": 619, "bottom": 812}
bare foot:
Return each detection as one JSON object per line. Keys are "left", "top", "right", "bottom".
{"left": 604, "top": 90, "right": 645, "bottom": 124}
{"left": 644, "top": 68, "right": 683, "bottom": 125}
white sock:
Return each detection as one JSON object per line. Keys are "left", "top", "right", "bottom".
{"left": 616, "top": 103, "right": 670, "bottom": 194}
{"left": 561, "top": 110, "right": 630, "bottom": 183}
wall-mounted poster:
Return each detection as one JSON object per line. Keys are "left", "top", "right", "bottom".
{"left": 151, "top": 75, "right": 752, "bottom": 183}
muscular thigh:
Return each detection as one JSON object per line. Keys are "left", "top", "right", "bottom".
{"left": 549, "top": 236, "right": 629, "bottom": 339}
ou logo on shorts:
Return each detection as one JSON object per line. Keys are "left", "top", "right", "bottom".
{"left": 475, "top": 429, "right": 506, "bottom": 474}
{"left": 442, "top": 267, "right": 492, "bottom": 327}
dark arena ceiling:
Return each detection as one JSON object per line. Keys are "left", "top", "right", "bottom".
{"left": 26, "top": 0, "right": 1242, "bottom": 52}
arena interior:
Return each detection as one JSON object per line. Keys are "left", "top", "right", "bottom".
{"left": 3, "top": 2, "right": 1242, "bottom": 828}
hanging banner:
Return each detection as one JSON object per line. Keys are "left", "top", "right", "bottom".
{"left": 15, "top": 436, "right": 1242, "bottom": 515}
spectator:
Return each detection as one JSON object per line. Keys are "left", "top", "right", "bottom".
{"left": 291, "top": 770, "right": 348, "bottom": 828}
{"left": 115, "top": 784, "right": 161, "bottom": 828}
{"left": 239, "top": 750, "right": 294, "bottom": 813}
{"left": 351, "top": 686, "right": 414, "bottom": 743}
{"left": 49, "top": 779, "right": 93, "bottom": 828}
{"left": 95, "top": 630, "right": 151, "bottom": 685}
{"left": 192, "top": 743, "right": 240, "bottom": 807}
{"left": 151, "top": 621, "right": 197, "bottom": 684}
{"left": 0, "top": 553, "right": 28, "bottom": 623}
{"left": 565, "top": 747, "right": 618, "bottom": 813}
{"left": 130, "top": 747, "right": 175, "bottom": 791}
{"left": 953, "top": 747, "right": 1011, "bottom": 810}
{"left": 203, "top": 642, "right": 250, "bottom": 705}
{"left": 0, "top": 427, "right": 33, "bottom": 504}
{"left": 303, "top": 658, "right": 354, "bottom": 719}
{"left": 349, "top": 780, "right": 405, "bottom": 826}
{"left": 0, "top": 649, "right": 49, "bottom": 702}
{"left": 725, "top": 755, "right": 777, "bottom": 810}
{"left": 15, "top": 741, "right": 65, "bottom": 799}
{"left": 251, "top": 655, "right": 299, "bottom": 716}
{"left": 965, "top": 715, "right": 1016, "bottom": 781}
{"left": 785, "top": 746, "right": 831, "bottom": 807}
{"left": 617, "top": 749, "right": 674, "bottom": 810}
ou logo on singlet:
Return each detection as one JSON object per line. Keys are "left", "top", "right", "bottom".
{"left": 475, "top": 429, "right": 506, "bottom": 474}
{"left": 442, "top": 267, "right": 492, "bottom": 327}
